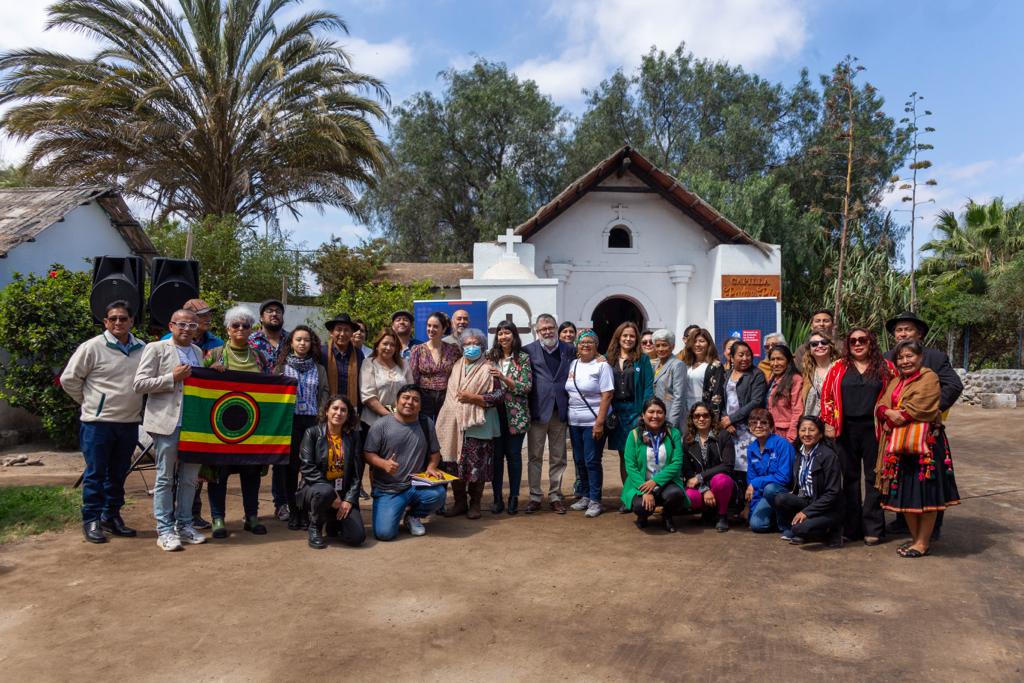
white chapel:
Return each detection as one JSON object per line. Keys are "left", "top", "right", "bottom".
{"left": 460, "top": 146, "right": 782, "bottom": 353}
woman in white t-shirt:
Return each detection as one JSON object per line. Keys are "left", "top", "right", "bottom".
{"left": 565, "top": 330, "right": 614, "bottom": 518}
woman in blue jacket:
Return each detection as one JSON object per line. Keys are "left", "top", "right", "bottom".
{"left": 744, "top": 408, "right": 794, "bottom": 532}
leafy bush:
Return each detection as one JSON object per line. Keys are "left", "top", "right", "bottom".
{"left": 326, "top": 281, "right": 437, "bottom": 339}
{"left": 0, "top": 266, "right": 99, "bottom": 447}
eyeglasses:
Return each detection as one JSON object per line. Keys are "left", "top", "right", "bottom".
{"left": 808, "top": 340, "right": 830, "bottom": 348}
{"left": 749, "top": 418, "right": 770, "bottom": 425}
{"left": 105, "top": 315, "right": 131, "bottom": 323}
{"left": 848, "top": 336, "right": 869, "bottom": 346}
{"left": 693, "top": 413, "right": 711, "bottom": 420}
{"left": 229, "top": 322, "right": 252, "bottom": 330}
{"left": 171, "top": 322, "right": 199, "bottom": 330}
{"left": 640, "top": 339, "right": 654, "bottom": 347}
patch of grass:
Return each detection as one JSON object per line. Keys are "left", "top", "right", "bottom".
{"left": 0, "top": 485, "right": 80, "bottom": 543}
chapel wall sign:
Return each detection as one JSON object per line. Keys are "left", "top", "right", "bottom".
{"left": 721, "top": 275, "right": 781, "bottom": 300}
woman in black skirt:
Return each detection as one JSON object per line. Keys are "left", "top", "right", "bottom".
{"left": 875, "top": 340, "right": 960, "bottom": 557}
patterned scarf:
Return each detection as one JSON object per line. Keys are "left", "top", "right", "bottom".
{"left": 284, "top": 354, "right": 320, "bottom": 416}
{"left": 327, "top": 343, "right": 359, "bottom": 410}
{"left": 326, "top": 432, "right": 345, "bottom": 480}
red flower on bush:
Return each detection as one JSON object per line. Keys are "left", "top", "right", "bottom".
{"left": 49, "top": 270, "right": 58, "bottom": 278}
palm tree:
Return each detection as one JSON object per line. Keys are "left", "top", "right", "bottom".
{"left": 920, "top": 198, "right": 1023, "bottom": 279}
{"left": 0, "top": 0, "right": 390, "bottom": 224}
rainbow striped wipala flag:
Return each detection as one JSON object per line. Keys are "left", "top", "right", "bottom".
{"left": 178, "top": 368, "right": 297, "bottom": 466}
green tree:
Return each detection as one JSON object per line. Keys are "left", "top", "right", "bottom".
{"left": 309, "top": 237, "right": 388, "bottom": 299}
{"left": 146, "top": 215, "right": 307, "bottom": 301}
{"left": 358, "top": 59, "right": 568, "bottom": 261}
{"left": 327, "top": 281, "right": 435, "bottom": 339}
{"left": 0, "top": 0, "right": 389, "bottom": 223}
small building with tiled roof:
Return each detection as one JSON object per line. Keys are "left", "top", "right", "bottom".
{"left": 0, "top": 185, "right": 158, "bottom": 288}
{"left": 461, "top": 146, "right": 782, "bottom": 353}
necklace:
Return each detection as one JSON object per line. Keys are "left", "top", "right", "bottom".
{"left": 226, "top": 344, "right": 252, "bottom": 367}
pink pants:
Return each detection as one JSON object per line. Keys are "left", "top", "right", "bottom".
{"left": 685, "top": 473, "right": 734, "bottom": 516}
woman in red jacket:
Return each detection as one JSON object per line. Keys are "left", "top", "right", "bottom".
{"left": 821, "top": 328, "right": 896, "bottom": 545}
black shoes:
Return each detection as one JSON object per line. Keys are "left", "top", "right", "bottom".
{"left": 192, "top": 515, "right": 211, "bottom": 530}
{"left": 308, "top": 524, "right": 326, "bottom": 549}
{"left": 100, "top": 515, "right": 137, "bottom": 537}
{"left": 83, "top": 521, "right": 107, "bottom": 544}
{"left": 244, "top": 518, "right": 268, "bottom": 535}
{"left": 491, "top": 497, "right": 505, "bottom": 514}
{"left": 715, "top": 516, "right": 730, "bottom": 532}
{"left": 506, "top": 496, "right": 518, "bottom": 515}
{"left": 663, "top": 515, "right": 677, "bottom": 533}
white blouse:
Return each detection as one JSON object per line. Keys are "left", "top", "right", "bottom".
{"left": 359, "top": 358, "right": 414, "bottom": 428}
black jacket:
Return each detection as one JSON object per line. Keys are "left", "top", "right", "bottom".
{"left": 884, "top": 346, "right": 962, "bottom": 411}
{"left": 700, "top": 362, "right": 726, "bottom": 422}
{"left": 298, "top": 424, "right": 362, "bottom": 505}
{"left": 790, "top": 440, "right": 842, "bottom": 519}
{"left": 725, "top": 368, "right": 767, "bottom": 426}
{"left": 682, "top": 433, "right": 732, "bottom": 485}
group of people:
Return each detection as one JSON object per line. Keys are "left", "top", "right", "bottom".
{"left": 61, "top": 298, "right": 961, "bottom": 558}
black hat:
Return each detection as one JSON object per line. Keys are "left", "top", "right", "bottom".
{"left": 260, "top": 299, "right": 285, "bottom": 315}
{"left": 325, "top": 312, "right": 355, "bottom": 331}
{"left": 885, "top": 311, "right": 929, "bottom": 337}
{"left": 391, "top": 310, "right": 414, "bottom": 323}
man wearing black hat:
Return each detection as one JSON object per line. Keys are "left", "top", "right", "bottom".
{"left": 250, "top": 299, "right": 289, "bottom": 367}
{"left": 322, "top": 313, "right": 365, "bottom": 408}
{"left": 390, "top": 310, "right": 422, "bottom": 361}
{"left": 884, "top": 310, "right": 963, "bottom": 539}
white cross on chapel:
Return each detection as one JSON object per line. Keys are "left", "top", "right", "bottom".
{"left": 497, "top": 228, "right": 522, "bottom": 257}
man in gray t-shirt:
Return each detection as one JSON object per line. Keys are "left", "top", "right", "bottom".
{"left": 363, "top": 385, "right": 445, "bottom": 540}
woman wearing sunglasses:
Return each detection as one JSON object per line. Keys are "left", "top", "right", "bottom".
{"left": 821, "top": 327, "right": 895, "bottom": 545}
{"left": 205, "top": 306, "right": 273, "bottom": 538}
{"left": 682, "top": 402, "right": 735, "bottom": 532}
{"left": 800, "top": 332, "right": 839, "bottom": 418}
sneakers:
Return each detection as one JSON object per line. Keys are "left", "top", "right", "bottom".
{"left": 275, "top": 504, "right": 290, "bottom": 521}
{"left": 178, "top": 525, "right": 207, "bottom": 545}
{"left": 211, "top": 517, "right": 227, "bottom": 539}
{"left": 584, "top": 501, "right": 604, "bottom": 518}
{"left": 244, "top": 517, "right": 268, "bottom": 535}
{"left": 156, "top": 532, "right": 182, "bottom": 552}
{"left": 191, "top": 515, "right": 211, "bottom": 530}
{"left": 570, "top": 497, "right": 591, "bottom": 511}
{"left": 780, "top": 529, "right": 795, "bottom": 541}
{"left": 406, "top": 516, "right": 426, "bottom": 537}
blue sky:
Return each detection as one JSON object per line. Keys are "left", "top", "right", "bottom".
{"left": 3, "top": 0, "right": 1022, "bottom": 271}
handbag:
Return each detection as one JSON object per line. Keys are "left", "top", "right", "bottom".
{"left": 572, "top": 360, "right": 619, "bottom": 431}
{"left": 887, "top": 421, "right": 929, "bottom": 455}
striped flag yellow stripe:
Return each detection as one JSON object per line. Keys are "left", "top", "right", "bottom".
{"left": 178, "top": 431, "right": 292, "bottom": 446}
{"left": 183, "top": 385, "right": 296, "bottom": 404}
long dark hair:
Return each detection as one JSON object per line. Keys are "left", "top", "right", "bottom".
{"left": 681, "top": 328, "right": 720, "bottom": 366}
{"left": 843, "top": 327, "right": 887, "bottom": 383}
{"left": 634, "top": 397, "right": 674, "bottom": 446}
{"left": 607, "top": 321, "right": 641, "bottom": 365}
{"left": 768, "top": 345, "right": 798, "bottom": 407}
{"left": 684, "top": 401, "right": 717, "bottom": 444}
{"left": 488, "top": 319, "right": 522, "bottom": 362}
{"left": 319, "top": 394, "right": 360, "bottom": 433}
{"left": 370, "top": 329, "right": 404, "bottom": 369}
{"left": 274, "top": 324, "right": 322, "bottom": 371}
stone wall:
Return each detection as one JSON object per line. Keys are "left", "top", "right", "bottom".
{"left": 957, "top": 369, "right": 1024, "bottom": 407}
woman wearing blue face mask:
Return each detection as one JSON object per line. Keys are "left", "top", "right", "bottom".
{"left": 435, "top": 329, "right": 505, "bottom": 519}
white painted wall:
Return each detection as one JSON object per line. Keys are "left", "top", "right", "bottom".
{"left": 1, "top": 203, "right": 134, "bottom": 288}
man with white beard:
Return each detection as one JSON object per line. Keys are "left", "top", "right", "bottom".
{"left": 522, "top": 314, "right": 577, "bottom": 514}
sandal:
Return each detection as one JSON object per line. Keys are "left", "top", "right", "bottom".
{"left": 897, "top": 546, "right": 930, "bottom": 558}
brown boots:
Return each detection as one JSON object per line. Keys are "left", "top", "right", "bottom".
{"left": 444, "top": 480, "right": 469, "bottom": 517}
{"left": 444, "top": 480, "right": 484, "bottom": 519}
{"left": 467, "top": 482, "right": 484, "bottom": 519}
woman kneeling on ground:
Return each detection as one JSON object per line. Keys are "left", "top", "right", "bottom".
{"left": 682, "top": 402, "right": 735, "bottom": 532}
{"left": 745, "top": 408, "right": 794, "bottom": 533}
{"left": 297, "top": 395, "right": 366, "bottom": 549}
{"left": 620, "top": 397, "right": 689, "bottom": 532}
{"left": 771, "top": 415, "right": 843, "bottom": 546}
{"left": 875, "top": 339, "right": 960, "bottom": 558}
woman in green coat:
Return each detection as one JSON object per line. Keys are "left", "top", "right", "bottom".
{"left": 607, "top": 321, "right": 655, "bottom": 512}
{"left": 620, "top": 397, "right": 689, "bottom": 532}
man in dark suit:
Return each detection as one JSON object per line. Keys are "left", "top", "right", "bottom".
{"left": 884, "top": 311, "right": 963, "bottom": 538}
{"left": 522, "top": 313, "right": 577, "bottom": 514}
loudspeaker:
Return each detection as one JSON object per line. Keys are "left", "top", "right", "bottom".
{"left": 148, "top": 258, "right": 200, "bottom": 327}
{"left": 90, "top": 256, "right": 144, "bottom": 324}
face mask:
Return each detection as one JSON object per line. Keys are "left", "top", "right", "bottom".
{"left": 541, "top": 335, "right": 557, "bottom": 348}
{"left": 463, "top": 345, "right": 482, "bottom": 360}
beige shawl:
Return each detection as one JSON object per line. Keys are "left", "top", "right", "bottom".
{"left": 435, "top": 358, "right": 495, "bottom": 460}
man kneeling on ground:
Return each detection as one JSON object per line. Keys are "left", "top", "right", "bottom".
{"left": 363, "top": 384, "right": 446, "bottom": 540}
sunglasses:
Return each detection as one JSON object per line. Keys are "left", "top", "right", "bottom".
{"left": 171, "top": 321, "right": 199, "bottom": 330}
{"left": 749, "top": 418, "right": 770, "bottom": 426}
{"left": 693, "top": 413, "right": 711, "bottom": 420}
{"left": 808, "top": 339, "right": 830, "bottom": 348}
{"left": 105, "top": 315, "right": 131, "bottom": 323}
{"left": 230, "top": 322, "right": 253, "bottom": 330}
{"left": 848, "top": 336, "right": 869, "bottom": 346}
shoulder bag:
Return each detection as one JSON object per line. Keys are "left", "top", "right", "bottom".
{"left": 572, "top": 360, "right": 619, "bottom": 431}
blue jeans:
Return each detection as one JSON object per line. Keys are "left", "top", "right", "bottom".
{"left": 151, "top": 428, "right": 201, "bottom": 534}
{"left": 371, "top": 486, "right": 447, "bottom": 541}
{"left": 568, "top": 424, "right": 606, "bottom": 503}
{"left": 492, "top": 430, "right": 526, "bottom": 500}
{"left": 79, "top": 421, "right": 138, "bottom": 523}
{"left": 749, "top": 482, "right": 788, "bottom": 532}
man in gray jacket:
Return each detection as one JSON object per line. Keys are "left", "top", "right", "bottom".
{"left": 133, "top": 309, "right": 207, "bottom": 551}
{"left": 61, "top": 300, "right": 146, "bottom": 543}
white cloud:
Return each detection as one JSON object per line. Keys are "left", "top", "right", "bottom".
{"left": 343, "top": 37, "right": 414, "bottom": 80}
{"left": 0, "top": 0, "right": 99, "bottom": 57}
{"left": 514, "top": 0, "right": 808, "bottom": 102}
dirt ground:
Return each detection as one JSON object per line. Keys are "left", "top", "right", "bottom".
{"left": 1, "top": 406, "right": 1022, "bottom": 682}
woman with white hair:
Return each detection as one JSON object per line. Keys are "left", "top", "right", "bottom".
{"left": 435, "top": 328, "right": 504, "bottom": 519}
{"left": 205, "top": 305, "right": 273, "bottom": 538}
{"left": 650, "top": 329, "right": 688, "bottom": 431}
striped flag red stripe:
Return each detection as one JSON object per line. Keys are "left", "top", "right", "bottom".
{"left": 186, "top": 376, "right": 296, "bottom": 394}
{"left": 179, "top": 441, "right": 291, "bottom": 455}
